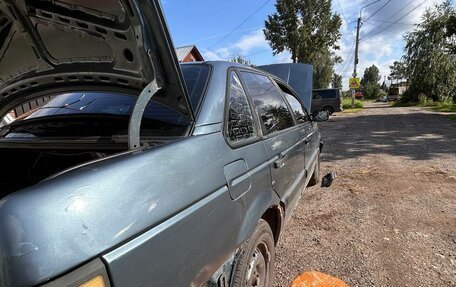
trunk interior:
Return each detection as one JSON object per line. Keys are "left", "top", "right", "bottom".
{"left": 0, "top": 148, "right": 119, "bottom": 199}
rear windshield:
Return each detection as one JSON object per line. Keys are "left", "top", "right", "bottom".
{"left": 23, "top": 65, "right": 210, "bottom": 122}
{"left": 3, "top": 65, "right": 210, "bottom": 138}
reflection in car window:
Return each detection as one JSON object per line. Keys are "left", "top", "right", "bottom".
{"left": 21, "top": 92, "right": 189, "bottom": 137}
{"left": 283, "top": 93, "right": 309, "bottom": 124}
{"left": 240, "top": 72, "right": 294, "bottom": 135}
{"left": 227, "top": 71, "right": 257, "bottom": 143}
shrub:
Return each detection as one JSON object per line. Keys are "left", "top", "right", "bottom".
{"left": 418, "top": 94, "right": 431, "bottom": 106}
{"left": 342, "top": 98, "right": 363, "bottom": 109}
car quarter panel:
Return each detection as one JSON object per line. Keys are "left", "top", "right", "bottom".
{"left": 103, "top": 137, "right": 278, "bottom": 286}
{"left": 0, "top": 130, "right": 277, "bottom": 287}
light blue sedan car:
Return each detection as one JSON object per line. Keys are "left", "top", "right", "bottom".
{"left": 0, "top": 0, "right": 327, "bottom": 286}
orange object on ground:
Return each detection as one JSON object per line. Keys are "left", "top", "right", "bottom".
{"left": 290, "top": 271, "right": 350, "bottom": 287}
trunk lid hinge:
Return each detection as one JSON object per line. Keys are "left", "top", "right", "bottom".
{"left": 128, "top": 79, "right": 161, "bottom": 150}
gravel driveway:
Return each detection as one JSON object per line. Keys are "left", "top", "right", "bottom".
{"left": 273, "top": 102, "right": 456, "bottom": 287}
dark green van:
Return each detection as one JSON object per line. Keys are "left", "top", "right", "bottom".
{"left": 311, "top": 89, "right": 343, "bottom": 115}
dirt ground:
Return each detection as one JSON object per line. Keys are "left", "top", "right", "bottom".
{"left": 273, "top": 102, "right": 456, "bottom": 287}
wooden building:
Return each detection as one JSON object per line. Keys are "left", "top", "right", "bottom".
{"left": 175, "top": 45, "right": 204, "bottom": 63}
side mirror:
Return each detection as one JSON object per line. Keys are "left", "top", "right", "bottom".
{"left": 312, "top": 110, "right": 329, "bottom": 122}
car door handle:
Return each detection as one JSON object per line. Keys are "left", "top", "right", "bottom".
{"left": 304, "top": 137, "right": 310, "bottom": 145}
{"left": 274, "top": 153, "right": 287, "bottom": 169}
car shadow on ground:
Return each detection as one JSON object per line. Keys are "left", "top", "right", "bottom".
{"left": 319, "top": 112, "right": 456, "bottom": 161}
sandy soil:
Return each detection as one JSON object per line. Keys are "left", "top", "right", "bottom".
{"left": 273, "top": 102, "right": 456, "bottom": 287}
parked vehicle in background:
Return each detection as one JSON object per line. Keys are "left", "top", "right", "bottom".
{"left": 387, "top": 82, "right": 408, "bottom": 101}
{"left": 0, "top": 1, "right": 327, "bottom": 286}
{"left": 387, "top": 93, "right": 399, "bottom": 101}
{"left": 376, "top": 95, "right": 388, "bottom": 102}
{"left": 387, "top": 86, "right": 403, "bottom": 101}
{"left": 355, "top": 91, "right": 364, "bottom": 100}
{"left": 311, "top": 88, "right": 343, "bottom": 115}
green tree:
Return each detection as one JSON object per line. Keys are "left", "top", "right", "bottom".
{"left": 229, "top": 56, "right": 254, "bottom": 67}
{"left": 332, "top": 73, "right": 343, "bottom": 89}
{"left": 446, "top": 14, "right": 456, "bottom": 53}
{"left": 388, "top": 61, "right": 408, "bottom": 83}
{"left": 403, "top": 0, "right": 456, "bottom": 102}
{"left": 361, "top": 65, "right": 380, "bottom": 85}
{"left": 361, "top": 65, "right": 381, "bottom": 99}
{"left": 264, "top": 0, "right": 342, "bottom": 88}
{"left": 313, "top": 49, "right": 342, "bottom": 88}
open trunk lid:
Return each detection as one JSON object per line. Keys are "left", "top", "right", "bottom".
{"left": 0, "top": 0, "right": 193, "bottom": 120}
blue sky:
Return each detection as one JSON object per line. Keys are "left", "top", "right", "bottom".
{"left": 162, "top": 0, "right": 448, "bottom": 89}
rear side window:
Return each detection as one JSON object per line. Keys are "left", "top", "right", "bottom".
{"left": 313, "top": 90, "right": 336, "bottom": 99}
{"left": 240, "top": 72, "right": 294, "bottom": 135}
{"left": 226, "top": 71, "right": 257, "bottom": 143}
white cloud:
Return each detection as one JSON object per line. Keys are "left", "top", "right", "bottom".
{"left": 358, "top": 34, "right": 394, "bottom": 57}
{"left": 202, "top": 47, "right": 231, "bottom": 61}
{"left": 275, "top": 51, "right": 293, "bottom": 63}
{"left": 234, "top": 29, "right": 269, "bottom": 54}
{"left": 201, "top": 29, "right": 272, "bottom": 62}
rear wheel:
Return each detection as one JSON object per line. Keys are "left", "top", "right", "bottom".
{"left": 323, "top": 106, "right": 334, "bottom": 115}
{"left": 308, "top": 153, "right": 320, "bottom": 186}
{"left": 231, "top": 219, "right": 275, "bottom": 287}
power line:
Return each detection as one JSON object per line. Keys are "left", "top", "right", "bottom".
{"left": 187, "top": 26, "right": 263, "bottom": 45}
{"left": 335, "top": 0, "right": 356, "bottom": 41}
{"left": 365, "top": 19, "right": 417, "bottom": 26}
{"left": 363, "top": 0, "right": 393, "bottom": 23}
{"left": 342, "top": 52, "right": 355, "bottom": 77}
{"left": 362, "top": 0, "right": 427, "bottom": 43}
{"left": 337, "top": 40, "right": 355, "bottom": 75}
{"left": 244, "top": 49, "right": 270, "bottom": 57}
{"left": 208, "top": 0, "right": 272, "bottom": 49}
{"left": 360, "top": 0, "right": 416, "bottom": 40}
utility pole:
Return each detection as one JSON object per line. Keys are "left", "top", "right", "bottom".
{"left": 353, "top": 17, "right": 361, "bottom": 80}
{"left": 351, "top": 0, "right": 381, "bottom": 108}
{"left": 351, "top": 16, "right": 362, "bottom": 108}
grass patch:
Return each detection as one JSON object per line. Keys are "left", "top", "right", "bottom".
{"left": 392, "top": 101, "right": 456, "bottom": 111}
{"left": 432, "top": 102, "right": 456, "bottom": 112}
{"left": 342, "top": 98, "right": 363, "bottom": 109}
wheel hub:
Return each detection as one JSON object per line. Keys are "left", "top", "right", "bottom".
{"left": 246, "top": 245, "right": 268, "bottom": 287}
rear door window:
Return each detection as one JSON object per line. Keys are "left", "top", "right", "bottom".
{"left": 240, "top": 72, "right": 294, "bottom": 135}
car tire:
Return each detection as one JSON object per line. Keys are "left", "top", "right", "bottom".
{"left": 308, "top": 153, "right": 320, "bottom": 186}
{"left": 231, "top": 219, "right": 275, "bottom": 287}
{"left": 323, "top": 106, "right": 334, "bottom": 115}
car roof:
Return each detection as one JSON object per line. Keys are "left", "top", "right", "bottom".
{"left": 181, "top": 61, "right": 299, "bottom": 95}
{"left": 186, "top": 61, "right": 307, "bottom": 129}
